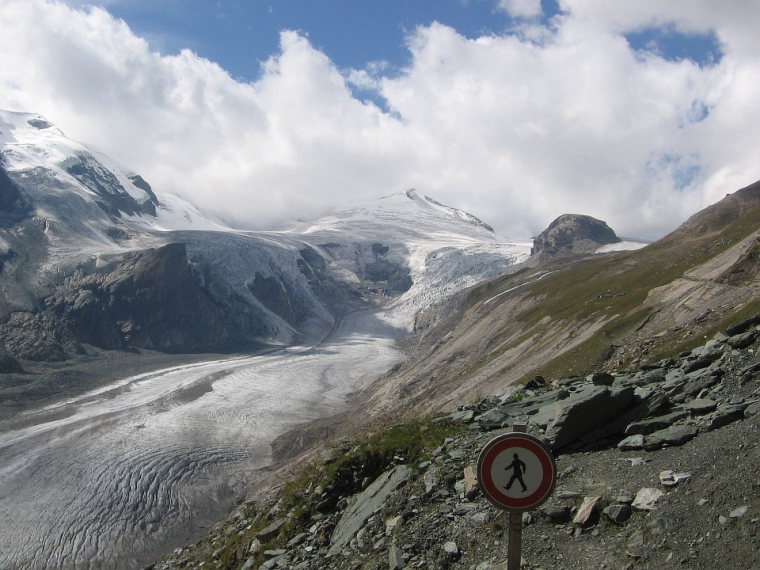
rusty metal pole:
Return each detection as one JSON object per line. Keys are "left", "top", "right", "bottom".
{"left": 508, "top": 423, "right": 527, "bottom": 570}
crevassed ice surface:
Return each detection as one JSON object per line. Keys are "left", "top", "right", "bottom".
{"left": 0, "top": 311, "right": 403, "bottom": 570}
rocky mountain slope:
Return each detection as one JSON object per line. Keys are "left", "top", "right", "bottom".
{"left": 356, "top": 179, "right": 760, "bottom": 420}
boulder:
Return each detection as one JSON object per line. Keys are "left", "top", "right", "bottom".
{"left": 329, "top": 465, "right": 411, "bottom": 554}
{"left": 545, "top": 385, "right": 635, "bottom": 449}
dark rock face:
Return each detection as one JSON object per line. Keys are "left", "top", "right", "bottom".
{"left": 1, "top": 243, "right": 252, "bottom": 360}
{"left": 0, "top": 162, "right": 33, "bottom": 228}
{"left": 531, "top": 214, "right": 620, "bottom": 257}
{"left": 64, "top": 154, "right": 158, "bottom": 218}
{"left": 248, "top": 272, "right": 309, "bottom": 327}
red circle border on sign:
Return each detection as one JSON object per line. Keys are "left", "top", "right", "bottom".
{"left": 477, "top": 433, "right": 556, "bottom": 511}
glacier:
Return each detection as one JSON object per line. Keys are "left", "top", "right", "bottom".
{"left": 0, "top": 110, "right": 531, "bottom": 569}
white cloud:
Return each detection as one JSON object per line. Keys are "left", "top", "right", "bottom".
{"left": 497, "top": 0, "right": 543, "bottom": 20}
{"left": 0, "top": 0, "right": 759, "bottom": 239}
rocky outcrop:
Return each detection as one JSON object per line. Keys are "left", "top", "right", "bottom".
{"left": 328, "top": 465, "right": 410, "bottom": 555}
{"left": 0, "top": 161, "right": 32, "bottom": 228}
{"left": 0, "top": 243, "right": 254, "bottom": 359}
{"left": 64, "top": 154, "right": 158, "bottom": 218}
{"left": 531, "top": 214, "right": 620, "bottom": 257}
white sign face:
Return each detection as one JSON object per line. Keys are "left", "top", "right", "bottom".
{"left": 477, "top": 432, "right": 556, "bottom": 511}
{"left": 489, "top": 445, "right": 546, "bottom": 499}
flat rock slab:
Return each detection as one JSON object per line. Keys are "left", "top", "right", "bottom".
{"left": 644, "top": 424, "right": 698, "bottom": 450}
{"left": 329, "top": 465, "right": 411, "bottom": 555}
{"left": 683, "top": 398, "right": 718, "bottom": 414}
{"left": 625, "top": 411, "right": 689, "bottom": 436}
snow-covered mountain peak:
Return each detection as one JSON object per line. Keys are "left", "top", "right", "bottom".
{"left": 295, "top": 188, "right": 498, "bottom": 244}
{"left": 0, "top": 109, "right": 226, "bottom": 236}
{"left": 403, "top": 188, "right": 494, "bottom": 232}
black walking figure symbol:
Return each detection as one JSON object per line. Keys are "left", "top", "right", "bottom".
{"left": 504, "top": 453, "right": 527, "bottom": 492}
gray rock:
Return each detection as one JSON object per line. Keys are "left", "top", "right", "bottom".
{"left": 725, "top": 314, "right": 760, "bottom": 336}
{"left": 730, "top": 505, "right": 749, "bottom": 518}
{"left": 449, "top": 409, "right": 475, "bottom": 424}
{"left": 541, "top": 504, "right": 572, "bottom": 523}
{"left": 632, "top": 488, "right": 665, "bottom": 511}
{"left": 454, "top": 503, "right": 479, "bottom": 516}
{"left": 644, "top": 424, "right": 698, "bottom": 450}
{"left": 329, "top": 465, "right": 411, "bottom": 554}
{"left": 581, "top": 388, "right": 669, "bottom": 445}
{"left": 442, "top": 541, "right": 460, "bottom": 556}
{"left": 389, "top": 541, "right": 405, "bottom": 569}
{"left": 256, "top": 517, "right": 288, "bottom": 542}
{"left": 659, "top": 470, "right": 691, "bottom": 487}
{"left": 626, "top": 530, "right": 647, "bottom": 559}
{"left": 589, "top": 372, "right": 614, "bottom": 386}
{"left": 671, "top": 371, "right": 720, "bottom": 403}
{"left": 423, "top": 466, "right": 439, "bottom": 495}
{"left": 682, "top": 352, "right": 722, "bottom": 373}
{"left": 531, "top": 214, "right": 620, "bottom": 258}
{"left": 745, "top": 402, "right": 760, "bottom": 419}
{"left": 476, "top": 408, "right": 508, "bottom": 430}
{"left": 286, "top": 533, "right": 307, "bottom": 547}
{"left": 618, "top": 434, "right": 644, "bottom": 451}
{"left": 545, "top": 385, "right": 635, "bottom": 449}
{"left": 727, "top": 331, "right": 757, "bottom": 349}
{"left": 683, "top": 398, "right": 718, "bottom": 415}
{"left": 704, "top": 403, "right": 747, "bottom": 430}
{"left": 603, "top": 503, "right": 632, "bottom": 524}
{"left": 625, "top": 411, "right": 688, "bottom": 436}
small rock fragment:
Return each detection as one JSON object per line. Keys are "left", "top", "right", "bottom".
{"left": 572, "top": 496, "right": 601, "bottom": 526}
{"left": 730, "top": 506, "right": 749, "bottom": 519}
{"left": 603, "top": 503, "right": 631, "bottom": 524}
{"left": 659, "top": 470, "right": 691, "bottom": 487}
{"left": 632, "top": 488, "right": 665, "bottom": 511}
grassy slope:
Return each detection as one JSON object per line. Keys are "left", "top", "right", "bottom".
{"left": 472, "top": 179, "right": 760, "bottom": 381}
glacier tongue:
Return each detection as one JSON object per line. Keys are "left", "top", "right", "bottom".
{"left": 0, "top": 110, "right": 534, "bottom": 569}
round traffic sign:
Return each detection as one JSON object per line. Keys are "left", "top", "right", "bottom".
{"left": 476, "top": 432, "right": 556, "bottom": 512}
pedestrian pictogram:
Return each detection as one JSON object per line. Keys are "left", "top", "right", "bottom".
{"left": 505, "top": 453, "right": 527, "bottom": 492}
{"left": 476, "top": 431, "right": 556, "bottom": 512}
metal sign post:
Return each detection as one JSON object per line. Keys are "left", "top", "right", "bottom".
{"left": 476, "top": 424, "right": 556, "bottom": 570}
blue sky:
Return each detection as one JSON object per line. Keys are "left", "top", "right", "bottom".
{"left": 103, "top": 1, "right": 559, "bottom": 81}
{"left": 1, "top": 1, "right": 759, "bottom": 239}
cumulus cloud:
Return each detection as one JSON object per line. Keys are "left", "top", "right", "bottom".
{"left": 0, "top": 0, "right": 758, "bottom": 239}
{"left": 497, "top": 0, "right": 543, "bottom": 20}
